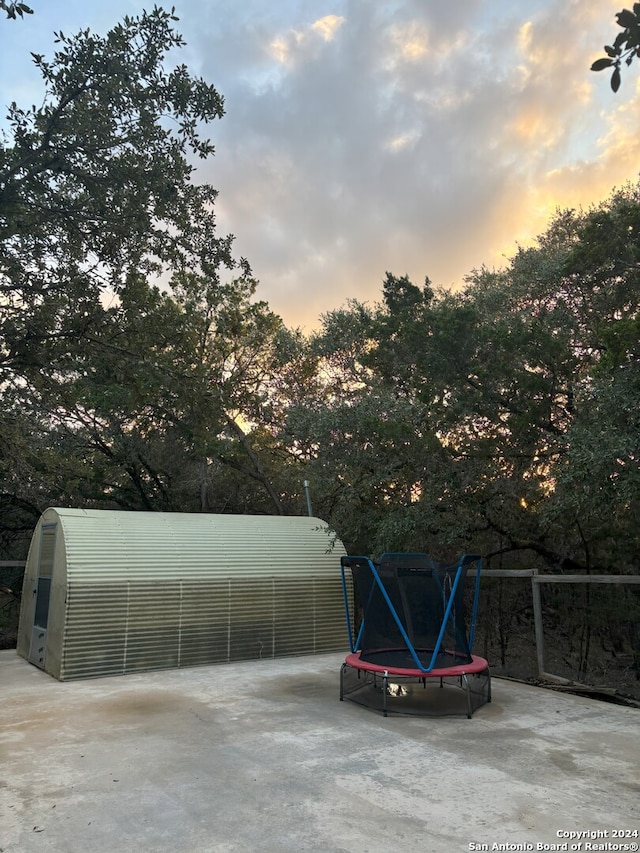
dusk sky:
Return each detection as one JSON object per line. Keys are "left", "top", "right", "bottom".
{"left": 2, "top": 0, "right": 640, "bottom": 329}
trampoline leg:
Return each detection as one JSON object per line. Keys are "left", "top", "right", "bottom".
{"left": 339, "top": 663, "right": 346, "bottom": 701}
{"left": 382, "top": 672, "right": 389, "bottom": 717}
{"left": 462, "top": 673, "right": 472, "bottom": 719}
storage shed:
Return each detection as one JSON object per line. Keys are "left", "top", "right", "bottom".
{"left": 17, "top": 508, "right": 348, "bottom": 681}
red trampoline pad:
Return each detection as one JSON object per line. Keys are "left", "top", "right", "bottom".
{"left": 344, "top": 651, "right": 490, "bottom": 679}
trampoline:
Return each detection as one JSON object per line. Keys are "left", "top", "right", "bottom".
{"left": 340, "top": 553, "right": 491, "bottom": 717}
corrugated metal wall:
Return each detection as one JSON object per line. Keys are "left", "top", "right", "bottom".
{"left": 21, "top": 509, "right": 351, "bottom": 681}
{"left": 62, "top": 577, "right": 347, "bottom": 679}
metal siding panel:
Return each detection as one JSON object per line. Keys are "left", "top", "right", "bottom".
{"left": 229, "top": 578, "right": 274, "bottom": 662}
{"left": 60, "top": 576, "right": 351, "bottom": 680}
{"left": 274, "top": 579, "right": 315, "bottom": 656}
{"left": 62, "top": 584, "right": 128, "bottom": 679}
{"left": 178, "top": 580, "right": 230, "bottom": 667}
{"left": 123, "top": 581, "right": 182, "bottom": 673}
{"left": 57, "top": 511, "right": 342, "bottom": 582}
{"left": 47, "top": 509, "right": 349, "bottom": 680}
{"left": 314, "top": 580, "right": 352, "bottom": 652}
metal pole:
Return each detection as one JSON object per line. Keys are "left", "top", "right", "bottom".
{"left": 303, "top": 480, "right": 313, "bottom": 517}
{"left": 531, "top": 569, "right": 546, "bottom": 678}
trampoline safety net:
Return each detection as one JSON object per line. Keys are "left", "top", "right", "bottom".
{"left": 344, "top": 552, "right": 479, "bottom": 671}
{"left": 339, "top": 552, "right": 491, "bottom": 717}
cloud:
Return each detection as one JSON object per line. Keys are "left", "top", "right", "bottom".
{"left": 267, "top": 13, "right": 345, "bottom": 69}
{"left": 1, "top": 0, "right": 637, "bottom": 329}
{"left": 312, "top": 14, "right": 345, "bottom": 42}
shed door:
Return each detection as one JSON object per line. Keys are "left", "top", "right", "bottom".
{"left": 28, "top": 524, "right": 57, "bottom": 669}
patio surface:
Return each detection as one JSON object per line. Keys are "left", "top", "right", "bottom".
{"left": 1, "top": 649, "right": 638, "bottom": 853}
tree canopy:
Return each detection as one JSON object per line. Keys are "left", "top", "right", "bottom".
{"left": 1, "top": 6, "right": 241, "bottom": 381}
{"left": 591, "top": 5, "right": 640, "bottom": 90}
{"left": 1, "top": 8, "right": 639, "bottom": 585}
{"left": 275, "top": 189, "right": 640, "bottom": 572}
{"left": 0, "top": 7, "right": 259, "bottom": 546}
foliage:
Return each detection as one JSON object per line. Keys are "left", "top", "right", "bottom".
{"left": 0, "top": 1, "right": 32, "bottom": 20}
{"left": 1, "top": 6, "right": 235, "bottom": 385}
{"left": 2, "top": 8, "right": 640, "bottom": 593}
{"left": 0, "top": 268, "right": 297, "bottom": 538}
{"left": 277, "top": 191, "right": 640, "bottom": 571}
{"left": 591, "top": 5, "right": 640, "bottom": 91}
{"left": 0, "top": 8, "right": 280, "bottom": 551}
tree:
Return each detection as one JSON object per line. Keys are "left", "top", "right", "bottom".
{"left": 591, "top": 6, "right": 640, "bottom": 91}
{"left": 0, "top": 265, "right": 298, "bottom": 534}
{"left": 1, "top": 6, "right": 242, "bottom": 385}
{"left": 276, "top": 283, "right": 467, "bottom": 555}
{"left": 540, "top": 186, "right": 640, "bottom": 572}
{"left": 279, "top": 186, "right": 640, "bottom": 571}
{"left": 0, "top": 8, "right": 261, "bottom": 552}
{"left": 442, "top": 190, "right": 640, "bottom": 573}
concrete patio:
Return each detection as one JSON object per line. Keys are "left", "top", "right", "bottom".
{"left": 1, "top": 649, "right": 638, "bottom": 853}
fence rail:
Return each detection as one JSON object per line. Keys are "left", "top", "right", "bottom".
{"left": 470, "top": 567, "right": 640, "bottom": 688}
{"left": 470, "top": 568, "right": 640, "bottom": 583}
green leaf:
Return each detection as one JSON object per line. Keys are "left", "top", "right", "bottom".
{"left": 616, "top": 9, "right": 639, "bottom": 29}
{"left": 614, "top": 31, "right": 628, "bottom": 48}
{"left": 591, "top": 57, "right": 614, "bottom": 71}
{"left": 611, "top": 66, "right": 622, "bottom": 91}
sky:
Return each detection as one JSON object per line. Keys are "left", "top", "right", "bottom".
{"left": 2, "top": 0, "right": 640, "bottom": 330}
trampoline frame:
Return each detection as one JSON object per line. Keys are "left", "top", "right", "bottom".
{"left": 339, "top": 553, "right": 491, "bottom": 718}
{"left": 340, "top": 650, "right": 491, "bottom": 718}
